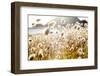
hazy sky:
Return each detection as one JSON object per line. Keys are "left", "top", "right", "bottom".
{"left": 28, "top": 15, "right": 88, "bottom": 28}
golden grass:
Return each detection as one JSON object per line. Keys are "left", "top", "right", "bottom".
{"left": 28, "top": 27, "right": 88, "bottom": 61}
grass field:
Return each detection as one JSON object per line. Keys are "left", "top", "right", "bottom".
{"left": 28, "top": 23, "right": 88, "bottom": 61}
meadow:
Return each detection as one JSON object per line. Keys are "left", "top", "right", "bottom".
{"left": 28, "top": 23, "right": 88, "bottom": 61}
